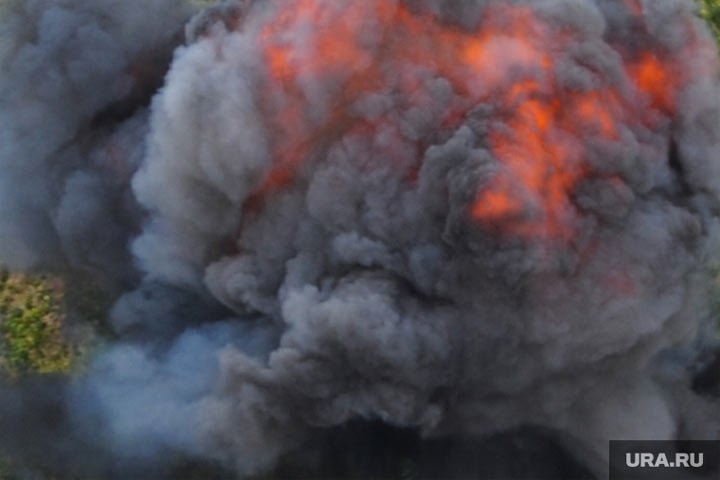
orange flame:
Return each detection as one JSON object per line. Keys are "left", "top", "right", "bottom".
{"left": 629, "top": 53, "right": 678, "bottom": 112}
{"left": 249, "top": 0, "right": 687, "bottom": 241}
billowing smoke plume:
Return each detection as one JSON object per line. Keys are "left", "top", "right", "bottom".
{"left": 1, "top": 0, "right": 720, "bottom": 477}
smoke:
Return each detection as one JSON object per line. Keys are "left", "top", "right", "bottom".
{"left": 0, "top": 0, "right": 190, "bottom": 278}
{"left": 1, "top": 0, "right": 720, "bottom": 478}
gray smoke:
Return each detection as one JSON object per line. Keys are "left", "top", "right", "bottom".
{"left": 1, "top": 0, "right": 720, "bottom": 478}
{"left": 0, "top": 0, "right": 191, "bottom": 278}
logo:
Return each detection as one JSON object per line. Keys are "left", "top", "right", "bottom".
{"left": 625, "top": 452, "right": 703, "bottom": 468}
{"left": 610, "top": 441, "right": 720, "bottom": 479}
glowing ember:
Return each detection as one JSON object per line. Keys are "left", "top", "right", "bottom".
{"left": 251, "top": 0, "right": 684, "bottom": 241}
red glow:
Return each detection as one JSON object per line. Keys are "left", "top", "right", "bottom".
{"left": 628, "top": 53, "right": 678, "bottom": 112}
{"left": 623, "top": 0, "right": 644, "bottom": 16}
{"left": 249, "top": 0, "right": 686, "bottom": 241}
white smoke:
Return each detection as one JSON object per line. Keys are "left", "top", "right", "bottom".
{"left": 1, "top": 0, "right": 719, "bottom": 478}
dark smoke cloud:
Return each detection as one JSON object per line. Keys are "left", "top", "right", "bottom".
{"left": 0, "top": 0, "right": 190, "bottom": 276}
{"left": 1, "top": 0, "right": 720, "bottom": 478}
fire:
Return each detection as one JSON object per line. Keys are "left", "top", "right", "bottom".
{"left": 250, "top": 0, "right": 686, "bottom": 241}
{"left": 629, "top": 53, "right": 679, "bottom": 112}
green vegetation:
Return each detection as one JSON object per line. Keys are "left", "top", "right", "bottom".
{"left": 701, "top": 0, "right": 720, "bottom": 44}
{"left": 0, "top": 268, "right": 76, "bottom": 376}
{"left": 0, "top": 268, "right": 103, "bottom": 479}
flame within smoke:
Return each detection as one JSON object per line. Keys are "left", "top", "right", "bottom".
{"left": 251, "top": 0, "right": 689, "bottom": 241}
{"left": 1, "top": 0, "right": 720, "bottom": 477}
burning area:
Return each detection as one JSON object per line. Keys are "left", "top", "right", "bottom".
{"left": 1, "top": 0, "right": 720, "bottom": 478}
